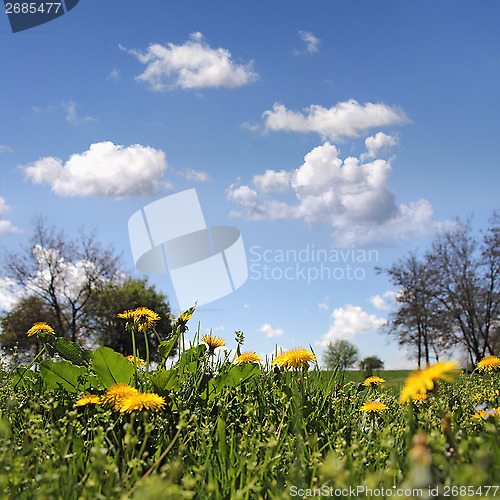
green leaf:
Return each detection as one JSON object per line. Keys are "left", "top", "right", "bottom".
{"left": 159, "top": 332, "right": 180, "bottom": 360}
{"left": 11, "top": 367, "right": 40, "bottom": 389}
{"left": 178, "top": 344, "right": 206, "bottom": 375}
{"left": 208, "top": 364, "right": 260, "bottom": 401}
{"left": 216, "top": 416, "right": 227, "bottom": 468}
{"left": 41, "top": 335, "right": 93, "bottom": 366}
{"left": 39, "top": 360, "right": 88, "bottom": 393}
{"left": 91, "top": 347, "right": 134, "bottom": 389}
{"left": 217, "top": 363, "right": 260, "bottom": 387}
{"left": 151, "top": 369, "right": 179, "bottom": 395}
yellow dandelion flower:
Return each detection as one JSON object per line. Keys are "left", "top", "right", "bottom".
{"left": 170, "top": 310, "right": 193, "bottom": 324}
{"left": 360, "top": 401, "right": 389, "bottom": 413}
{"left": 272, "top": 348, "right": 317, "bottom": 370}
{"left": 115, "top": 392, "right": 166, "bottom": 413}
{"left": 363, "top": 376, "right": 386, "bottom": 387}
{"left": 235, "top": 352, "right": 262, "bottom": 364}
{"left": 411, "top": 393, "right": 429, "bottom": 402}
{"left": 399, "top": 361, "right": 461, "bottom": 404}
{"left": 125, "top": 355, "right": 145, "bottom": 367}
{"left": 477, "top": 355, "right": 500, "bottom": 372}
{"left": 132, "top": 307, "right": 160, "bottom": 331}
{"left": 26, "top": 322, "right": 55, "bottom": 337}
{"left": 75, "top": 395, "right": 101, "bottom": 407}
{"left": 118, "top": 307, "right": 160, "bottom": 331}
{"left": 202, "top": 335, "right": 225, "bottom": 352}
{"left": 117, "top": 309, "right": 135, "bottom": 320}
{"left": 272, "top": 351, "right": 289, "bottom": 367}
{"left": 101, "top": 383, "right": 139, "bottom": 409}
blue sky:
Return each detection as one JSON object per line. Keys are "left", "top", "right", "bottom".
{"left": 1, "top": 0, "right": 499, "bottom": 368}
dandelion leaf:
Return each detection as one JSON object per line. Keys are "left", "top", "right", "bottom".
{"left": 159, "top": 333, "right": 180, "bottom": 360}
{"left": 91, "top": 347, "right": 134, "bottom": 389}
{"left": 39, "top": 360, "right": 88, "bottom": 393}
{"left": 151, "top": 369, "right": 179, "bottom": 395}
{"left": 41, "top": 335, "right": 93, "bottom": 366}
{"left": 177, "top": 344, "right": 207, "bottom": 375}
{"left": 11, "top": 366, "right": 40, "bottom": 388}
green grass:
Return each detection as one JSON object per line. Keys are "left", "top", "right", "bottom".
{"left": 345, "top": 369, "right": 411, "bottom": 388}
{"left": 318, "top": 369, "right": 411, "bottom": 389}
{"left": 1, "top": 316, "right": 499, "bottom": 499}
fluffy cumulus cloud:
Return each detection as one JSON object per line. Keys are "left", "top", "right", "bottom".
{"left": 258, "top": 323, "right": 285, "bottom": 338}
{"left": 317, "top": 304, "right": 387, "bottom": 346}
{"left": 21, "top": 141, "right": 168, "bottom": 198}
{"left": 369, "top": 291, "right": 396, "bottom": 311}
{"left": 294, "top": 30, "right": 320, "bottom": 55}
{"left": 122, "top": 32, "right": 258, "bottom": 91}
{"left": 262, "top": 100, "right": 408, "bottom": 141}
{"left": 227, "top": 141, "right": 437, "bottom": 246}
{"left": 0, "top": 277, "right": 26, "bottom": 311}
{"left": 0, "top": 246, "right": 112, "bottom": 312}
{"left": 0, "top": 197, "right": 22, "bottom": 235}
{"left": 252, "top": 169, "right": 292, "bottom": 193}
{"left": 361, "top": 132, "right": 398, "bottom": 160}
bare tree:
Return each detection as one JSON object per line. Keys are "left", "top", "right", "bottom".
{"left": 380, "top": 253, "right": 454, "bottom": 368}
{"left": 380, "top": 212, "right": 500, "bottom": 367}
{"left": 426, "top": 215, "right": 500, "bottom": 365}
{"left": 2, "top": 216, "right": 122, "bottom": 342}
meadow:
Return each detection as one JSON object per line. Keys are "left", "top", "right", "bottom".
{"left": 1, "top": 307, "right": 499, "bottom": 499}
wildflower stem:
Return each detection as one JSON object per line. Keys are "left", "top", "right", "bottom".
{"left": 13, "top": 345, "right": 46, "bottom": 389}
{"left": 127, "top": 427, "right": 182, "bottom": 497}
{"left": 143, "top": 327, "right": 150, "bottom": 373}
{"left": 130, "top": 325, "right": 139, "bottom": 388}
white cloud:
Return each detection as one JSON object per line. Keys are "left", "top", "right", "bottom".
{"left": 318, "top": 296, "right": 329, "bottom": 311}
{"left": 258, "top": 323, "right": 285, "bottom": 338}
{"left": 0, "top": 277, "right": 26, "bottom": 311}
{"left": 21, "top": 141, "right": 168, "bottom": 199}
{"left": 369, "top": 291, "right": 396, "bottom": 310}
{"left": 262, "top": 100, "right": 408, "bottom": 141}
{"left": 61, "top": 100, "right": 96, "bottom": 125}
{"left": 0, "top": 246, "right": 108, "bottom": 311}
{"left": 206, "top": 326, "right": 225, "bottom": 332}
{"left": 240, "top": 121, "right": 261, "bottom": 132}
{"left": 294, "top": 30, "right": 320, "bottom": 55}
{"left": 0, "top": 197, "right": 10, "bottom": 216}
{"left": 361, "top": 132, "right": 398, "bottom": 160}
{"left": 0, "top": 145, "right": 13, "bottom": 153}
{"left": 122, "top": 32, "right": 258, "bottom": 91}
{"left": 227, "top": 142, "right": 438, "bottom": 246}
{"left": 384, "top": 355, "right": 419, "bottom": 370}
{"left": 252, "top": 169, "right": 291, "bottom": 193}
{"left": 107, "top": 68, "right": 121, "bottom": 81}
{"left": 317, "top": 304, "right": 387, "bottom": 346}
{"left": 0, "top": 197, "right": 22, "bottom": 235}
{"left": 227, "top": 184, "right": 259, "bottom": 208}
{"left": 177, "top": 168, "right": 211, "bottom": 182}
{"left": 0, "top": 220, "right": 23, "bottom": 235}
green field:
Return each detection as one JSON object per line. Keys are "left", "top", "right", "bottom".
{"left": 342, "top": 369, "right": 411, "bottom": 388}
{"left": 1, "top": 317, "right": 499, "bottom": 499}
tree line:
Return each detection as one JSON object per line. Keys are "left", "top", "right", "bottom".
{"left": 378, "top": 211, "right": 499, "bottom": 368}
{"left": 1, "top": 217, "right": 174, "bottom": 364}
